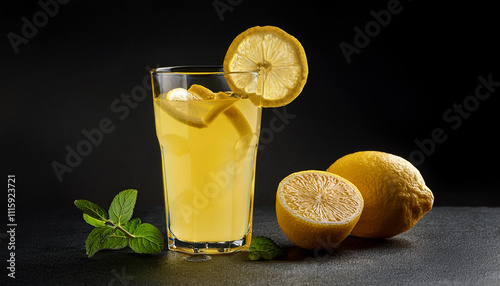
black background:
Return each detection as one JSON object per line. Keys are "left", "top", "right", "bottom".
{"left": 1, "top": 0, "right": 499, "bottom": 213}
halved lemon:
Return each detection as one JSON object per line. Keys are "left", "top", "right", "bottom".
{"left": 224, "top": 26, "right": 308, "bottom": 107}
{"left": 276, "top": 171, "right": 364, "bottom": 250}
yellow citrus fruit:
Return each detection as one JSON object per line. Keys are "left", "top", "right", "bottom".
{"left": 155, "top": 86, "right": 234, "bottom": 128}
{"left": 276, "top": 171, "right": 364, "bottom": 249}
{"left": 326, "top": 151, "right": 434, "bottom": 239}
{"left": 187, "top": 84, "right": 216, "bottom": 100}
{"left": 155, "top": 84, "right": 253, "bottom": 139}
{"left": 215, "top": 91, "right": 252, "bottom": 138}
{"left": 156, "top": 87, "right": 208, "bottom": 128}
{"left": 224, "top": 26, "right": 308, "bottom": 107}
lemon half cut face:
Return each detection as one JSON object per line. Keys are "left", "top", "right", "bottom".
{"left": 276, "top": 171, "right": 364, "bottom": 250}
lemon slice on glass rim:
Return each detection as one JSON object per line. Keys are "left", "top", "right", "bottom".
{"left": 224, "top": 26, "right": 308, "bottom": 107}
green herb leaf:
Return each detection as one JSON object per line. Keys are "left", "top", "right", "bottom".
{"left": 83, "top": 213, "right": 106, "bottom": 227}
{"left": 100, "top": 229, "right": 129, "bottom": 251}
{"left": 128, "top": 223, "right": 164, "bottom": 254}
{"left": 108, "top": 189, "right": 137, "bottom": 226}
{"left": 86, "top": 226, "right": 115, "bottom": 257}
{"left": 124, "top": 217, "right": 141, "bottom": 234}
{"left": 74, "top": 200, "right": 108, "bottom": 221}
{"left": 249, "top": 236, "right": 285, "bottom": 261}
{"left": 76, "top": 189, "right": 164, "bottom": 257}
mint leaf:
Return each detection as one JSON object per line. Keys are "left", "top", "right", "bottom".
{"left": 108, "top": 189, "right": 137, "bottom": 226}
{"left": 76, "top": 189, "right": 164, "bottom": 257}
{"left": 100, "top": 229, "right": 128, "bottom": 251}
{"left": 74, "top": 200, "right": 108, "bottom": 221}
{"left": 83, "top": 213, "right": 106, "bottom": 227}
{"left": 86, "top": 226, "right": 115, "bottom": 257}
{"left": 124, "top": 217, "right": 141, "bottom": 234}
{"left": 128, "top": 223, "right": 164, "bottom": 254}
{"left": 249, "top": 250, "right": 281, "bottom": 260}
{"left": 249, "top": 236, "right": 285, "bottom": 261}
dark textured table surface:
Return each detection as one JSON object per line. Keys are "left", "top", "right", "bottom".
{"left": 4, "top": 206, "right": 500, "bottom": 285}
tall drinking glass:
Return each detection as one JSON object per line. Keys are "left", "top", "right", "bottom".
{"left": 151, "top": 66, "right": 262, "bottom": 254}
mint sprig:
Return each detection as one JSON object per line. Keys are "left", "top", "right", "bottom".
{"left": 75, "top": 189, "right": 164, "bottom": 257}
{"left": 249, "top": 236, "right": 285, "bottom": 261}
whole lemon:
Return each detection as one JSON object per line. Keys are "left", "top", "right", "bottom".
{"left": 326, "top": 151, "right": 434, "bottom": 239}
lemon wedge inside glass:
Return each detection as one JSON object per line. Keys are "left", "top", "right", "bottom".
{"left": 154, "top": 86, "right": 236, "bottom": 128}
{"left": 154, "top": 85, "right": 252, "bottom": 139}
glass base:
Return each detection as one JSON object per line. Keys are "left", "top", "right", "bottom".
{"left": 167, "top": 231, "right": 251, "bottom": 254}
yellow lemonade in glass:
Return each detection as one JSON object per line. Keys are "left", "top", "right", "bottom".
{"left": 151, "top": 66, "right": 261, "bottom": 254}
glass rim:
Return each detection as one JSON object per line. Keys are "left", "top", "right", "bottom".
{"left": 150, "top": 65, "right": 259, "bottom": 76}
